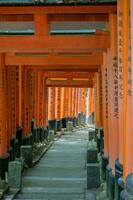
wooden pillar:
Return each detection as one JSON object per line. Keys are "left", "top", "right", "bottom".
{"left": 102, "top": 53, "right": 109, "bottom": 158}
{"left": 108, "top": 14, "right": 118, "bottom": 173}
{"left": 56, "top": 87, "right": 62, "bottom": 131}
{"left": 0, "top": 53, "right": 9, "bottom": 179}
{"left": 43, "top": 77, "right": 48, "bottom": 128}
{"left": 48, "top": 87, "right": 56, "bottom": 131}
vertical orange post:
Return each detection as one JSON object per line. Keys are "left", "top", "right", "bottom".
{"left": 43, "top": 77, "right": 48, "bottom": 128}
{"left": 0, "top": 53, "right": 9, "bottom": 179}
{"left": 102, "top": 53, "right": 109, "bottom": 159}
{"left": 48, "top": 87, "right": 56, "bottom": 131}
{"left": 56, "top": 87, "right": 62, "bottom": 131}
{"left": 77, "top": 88, "right": 82, "bottom": 126}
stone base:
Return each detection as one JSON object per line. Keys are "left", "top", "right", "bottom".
{"left": 106, "top": 165, "right": 112, "bottom": 197}
{"left": 66, "top": 121, "right": 73, "bottom": 131}
{"left": 48, "top": 120, "right": 57, "bottom": 132}
{"left": 8, "top": 161, "right": 22, "bottom": 189}
{"left": 87, "top": 163, "right": 100, "bottom": 189}
{"left": 120, "top": 190, "right": 126, "bottom": 200}
{"left": 123, "top": 173, "right": 133, "bottom": 200}
{"left": 87, "top": 147, "right": 98, "bottom": 163}
{"left": 0, "top": 154, "right": 9, "bottom": 180}
{"left": 48, "top": 130, "right": 55, "bottom": 141}
{"left": 78, "top": 113, "right": 82, "bottom": 126}
{"left": 88, "top": 130, "right": 95, "bottom": 141}
{"left": 101, "top": 154, "right": 108, "bottom": 180}
{"left": 108, "top": 170, "right": 115, "bottom": 200}
{"left": 21, "top": 145, "right": 32, "bottom": 167}
{"left": 115, "top": 160, "right": 123, "bottom": 200}
{"left": 57, "top": 120, "right": 62, "bottom": 131}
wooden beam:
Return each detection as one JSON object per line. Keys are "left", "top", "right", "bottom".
{"left": 43, "top": 71, "right": 94, "bottom": 79}
{"left": 5, "top": 54, "right": 103, "bottom": 66}
{"left": 0, "top": 35, "right": 110, "bottom": 53}
{"left": 46, "top": 79, "right": 93, "bottom": 88}
{"left": 0, "top": 14, "right": 108, "bottom": 22}
{"left": 27, "top": 66, "right": 98, "bottom": 72}
{"left": 0, "top": 5, "right": 117, "bottom": 15}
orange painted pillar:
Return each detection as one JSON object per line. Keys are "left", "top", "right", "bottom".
{"left": 117, "top": 0, "right": 124, "bottom": 173}
{"left": 72, "top": 88, "right": 77, "bottom": 127}
{"left": 62, "top": 88, "right": 67, "bottom": 128}
{"left": 0, "top": 53, "right": 9, "bottom": 179}
{"left": 102, "top": 53, "right": 109, "bottom": 159}
{"left": 105, "top": 15, "right": 119, "bottom": 198}
{"left": 88, "top": 88, "right": 94, "bottom": 124}
{"left": 68, "top": 88, "right": 73, "bottom": 121}
{"left": 43, "top": 77, "right": 48, "bottom": 128}
{"left": 77, "top": 88, "right": 82, "bottom": 125}
{"left": 48, "top": 87, "right": 56, "bottom": 131}
{"left": 56, "top": 87, "right": 62, "bottom": 131}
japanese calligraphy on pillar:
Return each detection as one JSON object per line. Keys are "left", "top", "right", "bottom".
{"left": 113, "top": 56, "right": 119, "bottom": 118}
{"left": 118, "top": 3, "right": 123, "bottom": 100}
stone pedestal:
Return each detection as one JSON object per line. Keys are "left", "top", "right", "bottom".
{"left": 8, "top": 161, "right": 22, "bottom": 189}
{"left": 48, "top": 130, "right": 55, "bottom": 141}
{"left": 66, "top": 121, "right": 73, "bottom": 131}
{"left": 87, "top": 145, "right": 98, "bottom": 163}
{"left": 88, "top": 130, "right": 95, "bottom": 141}
{"left": 87, "top": 163, "right": 100, "bottom": 189}
{"left": 121, "top": 173, "right": 133, "bottom": 200}
{"left": 20, "top": 145, "right": 32, "bottom": 167}
{"left": 115, "top": 159, "right": 123, "bottom": 200}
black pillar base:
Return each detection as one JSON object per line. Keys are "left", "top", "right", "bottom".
{"left": 8, "top": 147, "right": 14, "bottom": 161}
{"left": 16, "top": 127, "right": 23, "bottom": 157}
{"left": 95, "top": 128, "right": 100, "bottom": 153}
{"left": 31, "top": 119, "right": 34, "bottom": 134}
{"left": 32, "top": 127, "right": 37, "bottom": 144}
{"left": 108, "top": 170, "right": 115, "bottom": 200}
{"left": 48, "top": 120, "right": 57, "bottom": 132}
{"left": 99, "top": 128, "right": 104, "bottom": 154}
{"left": 115, "top": 160, "right": 124, "bottom": 200}
{"left": 73, "top": 118, "right": 76, "bottom": 127}
{"left": 62, "top": 118, "right": 66, "bottom": 128}
{"left": 44, "top": 127, "right": 48, "bottom": 140}
{"left": 57, "top": 120, "right": 62, "bottom": 131}
{"left": 23, "top": 134, "right": 32, "bottom": 145}
{"left": 10, "top": 138, "right": 19, "bottom": 159}
{"left": 106, "top": 165, "right": 112, "bottom": 197}
{"left": 0, "top": 154, "right": 9, "bottom": 180}
{"left": 101, "top": 154, "right": 108, "bottom": 180}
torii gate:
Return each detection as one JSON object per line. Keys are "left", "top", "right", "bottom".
{"left": 0, "top": 3, "right": 116, "bottom": 182}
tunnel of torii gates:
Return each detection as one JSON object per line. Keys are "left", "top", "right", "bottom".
{"left": 0, "top": 0, "right": 133, "bottom": 199}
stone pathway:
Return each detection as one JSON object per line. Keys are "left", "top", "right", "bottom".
{"left": 14, "top": 128, "right": 90, "bottom": 200}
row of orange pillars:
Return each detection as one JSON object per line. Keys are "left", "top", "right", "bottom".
{"left": 0, "top": 63, "right": 95, "bottom": 178}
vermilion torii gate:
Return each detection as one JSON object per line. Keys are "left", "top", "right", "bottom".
{"left": 2, "top": 2, "right": 133, "bottom": 200}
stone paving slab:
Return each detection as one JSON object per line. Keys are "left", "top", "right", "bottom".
{"left": 14, "top": 128, "right": 89, "bottom": 200}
